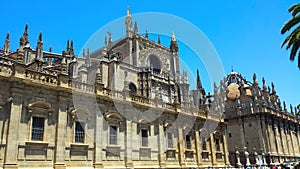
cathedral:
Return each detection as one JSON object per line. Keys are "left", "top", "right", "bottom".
{"left": 0, "top": 8, "right": 229, "bottom": 169}
{"left": 0, "top": 7, "right": 299, "bottom": 169}
{"left": 225, "top": 72, "right": 300, "bottom": 167}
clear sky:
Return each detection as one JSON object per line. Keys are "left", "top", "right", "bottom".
{"left": 0, "top": 0, "right": 299, "bottom": 107}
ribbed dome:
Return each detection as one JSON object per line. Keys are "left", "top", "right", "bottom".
{"left": 227, "top": 83, "right": 240, "bottom": 100}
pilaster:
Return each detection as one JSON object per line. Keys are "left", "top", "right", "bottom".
{"left": 94, "top": 111, "right": 104, "bottom": 168}
{"left": 125, "top": 119, "right": 133, "bottom": 168}
{"left": 222, "top": 133, "right": 230, "bottom": 165}
{"left": 195, "top": 131, "right": 202, "bottom": 166}
{"left": 178, "top": 128, "right": 185, "bottom": 167}
{"left": 54, "top": 95, "right": 68, "bottom": 169}
{"left": 3, "top": 91, "right": 23, "bottom": 169}
{"left": 157, "top": 119, "right": 166, "bottom": 168}
{"left": 210, "top": 134, "right": 217, "bottom": 166}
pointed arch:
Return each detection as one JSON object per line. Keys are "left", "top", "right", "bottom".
{"left": 104, "top": 111, "right": 122, "bottom": 123}
{"left": 28, "top": 101, "right": 52, "bottom": 116}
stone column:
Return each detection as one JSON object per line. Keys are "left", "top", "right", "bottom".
{"left": 195, "top": 131, "right": 202, "bottom": 166}
{"left": 254, "top": 151, "right": 259, "bottom": 168}
{"left": 278, "top": 121, "right": 286, "bottom": 157}
{"left": 3, "top": 92, "right": 23, "bottom": 169}
{"left": 261, "top": 152, "right": 266, "bottom": 169}
{"left": 222, "top": 133, "right": 230, "bottom": 166}
{"left": 238, "top": 119, "right": 246, "bottom": 149}
{"left": 244, "top": 148, "right": 251, "bottom": 167}
{"left": 235, "top": 150, "right": 242, "bottom": 169}
{"left": 178, "top": 128, "right": 185, "bottom": 168}
{"left": 157, "top": 119, "right": 166, "bottom": 168}
{"left": 297, "top": 125, "right": 300, "bottom": 155}
{"left": 210, "top": 134, "right": 217, "bottom": 166}
{"left": 287, "top": 122, "right": 295, "bottom": 157}
{"left": 125, "top": 119, "right": 133, "bottom": 168}
{"left": 273, "top": 120, "right": 281, "bottom": 163}
{"left": 293, "top": 125, "right": 300, "bottom": 155}
{"left": 266, "top": 118, "right": 275, "bottom": 163}
{"left": 94, "top": 112, "right": 104, "bottom": 168}
{"left": 54, "top": 95, "right": 68, "bottom": 169}
{"left": 261, "top": 116, "right": 271, "bottom": 153}
{"left": 257, "top": 116, "right": 267, "bottom": 152}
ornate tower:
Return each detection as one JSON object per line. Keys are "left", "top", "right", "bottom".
{"left": 3, "top": 33, "right": 10, "bottom": 55}
{"left": 170, "top": 32, "right": 180, "bottom": 81}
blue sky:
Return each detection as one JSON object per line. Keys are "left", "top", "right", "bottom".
{"left": 0, "top": 0, "right": 299, "bottom": 107}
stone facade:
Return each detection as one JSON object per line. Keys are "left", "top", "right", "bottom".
{"left": 224, "top": 72, "right": 300, "bottom": 167}
{"left": 0, "top": 8, "right": 229, "bottom": 169}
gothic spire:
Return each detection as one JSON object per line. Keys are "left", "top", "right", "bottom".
{"left": 85, "top": 48, "right": 91, "bottom": 67}
{"left": 196, "top": 69, "right": 202, "bottom": 90}
{"left": 170, "top": 32, "right": 178, "bottom": 53}
{"left": 17, "top": 35, "right": 25, "bottom": 60}
{"left": 23, "top": 24, "right": 29, "bottom": 45}
{"left": 18, "top": 36, "right": 25, "bottom": 51}
{"left": 290, "top": 104, "right": 293, "bottom": 113}
{"left": 3, "top": 32, "right": 10, "bottom": 55}
{"left": 158, "top": 35, "right": 161, "bottom": 44}
{"left": 171, "top": 32, "right": 176, "bottom": 42}
{"left": 70, "top": 40, "right": 74, "bottom": 56}
{"left": 104, "top": 36, "right": 107, "bottom": 47}
{"left": 82, "top": 48, "right": 86, "bottom": 57}
{"left": 271, "top": 82, "right": 276, "bottom": 94}
{"left": 125, "top": 6, "right": 132, "bottom": 38}
{"left": 107, "top": 32, "right": 113, "bottom": 48}
{"left": 127, "top": 6, "right": 130, "bottom": 16}
{"left": 262, "top": 77, "right": 267, "bottom": 91}
{"left": 253, "top": 73, "right": 258, "bottom": 86}
{"left": 134, "top": 22, "right": 138, "bottom": 35}
{"left": 38, "top": 32, "right": 42, "bottom": 42}
{"left": 66, "top": 40, "right": 70, "bottom": 53}
{"left": 283, "top": 101, "right": 287, "bottom": 111}
{"left": 36, "top": 32, "right": 43, "bottom": 60}
{"left": 145, "top": 29, "right": 149, "bottom": 39}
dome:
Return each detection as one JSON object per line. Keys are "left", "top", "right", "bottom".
{"left": 227, "top": 83, "right": 240, "bottom": 100}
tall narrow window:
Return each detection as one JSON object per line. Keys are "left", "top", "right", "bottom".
{"left": 31, "top": 117, "right": 44, "bottom": 141}
{"left": 141, "top": 129, "right": 148, "bottom": 147}
{"left": 186, "top": 135, "right": 191, "bottom": 149}
{"left": 215, "top": 139, "right": 220, "bottom": 151}
{"left": 202, "top": 139, "right": 207, "bottom": 150}
{"left": 75, "top": 122, "right": 85, "bottom": 143}
{"left": 109, "top": 126, "right": 117, "bottom": 145}
{"left": 167, "top": 133, "right": 173, "bottom": 148}
{"left": 129, "top": 83, "right": 137, "bottom": 96}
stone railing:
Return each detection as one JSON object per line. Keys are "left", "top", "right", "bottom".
{"left": 0, "top": 57, "right": 13, "bottom": 76}
{"left": 25, "top": 69, "right": 58, "bottom": 85}
{"left": 131, "top": 95, "right": 150, "bottom": 104}
{"left": 70, "top": 81, "right": 95, "bottom": 93}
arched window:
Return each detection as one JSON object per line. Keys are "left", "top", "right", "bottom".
{"left": 148, "top": 55, "right": 161, "bottom": 73}
{"left": 129, "top": 83, "right": 137, "bottom": 96}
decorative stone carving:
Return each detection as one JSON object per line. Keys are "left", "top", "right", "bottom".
{"left": 27, "top": 100, "right": 52, "bottom": 117}
{"left": 0, "top": 94, "right": 13, "bottom": 109}
{"left": 138, "top": 48, "right": 171, "bottom": 72}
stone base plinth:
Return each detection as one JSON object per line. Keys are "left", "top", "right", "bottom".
{"left": 54, "top": 163, "right": 66, "bottom": 169}
{"left": 93, "top": 163, "right": 104, "bottom": 168}
{"left": 3, "top": 163, "right": 18, "bottom": 169}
